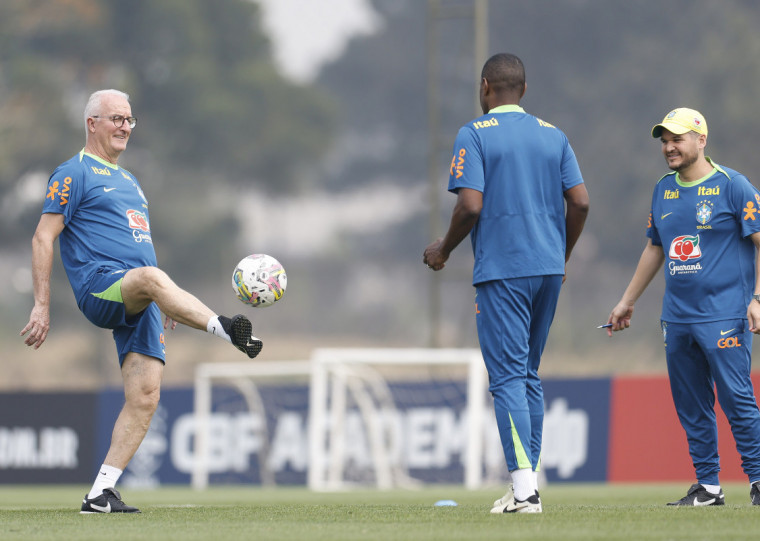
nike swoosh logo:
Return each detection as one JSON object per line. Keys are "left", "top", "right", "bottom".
{"left": 90, "top": 502, "right": 111, "bottom": 512}
{"left": 694, "top": 497, "right": 716, "bottom": 507}
{"left": 103, "top": 187, "right": 116, "bottom": 192}
{"left": 720, "top": 329, "right": 735, "bottom": 336}
{"left": 661, "top": 212, "right": 673, "bottom": 219}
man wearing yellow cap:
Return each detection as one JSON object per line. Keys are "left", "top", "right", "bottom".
{"left": 606, "top": 107, "right": 760, "bottom": 506}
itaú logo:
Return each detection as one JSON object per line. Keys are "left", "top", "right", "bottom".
{"left": 668, "top": 234, "right": 701, "bottom": 262}
{"left": 717, "top": 336, "right": 741, "bottom": 349}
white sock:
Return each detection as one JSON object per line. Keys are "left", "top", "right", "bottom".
{"left": 207, "top": 316, "right": 231, "bottom": 343}
{"left": 533, "top": 470, "right": 539, "bottom": 493}
{"left": 702, "top": 483, "right": 721, "bottom": 495}
{"left": 511, "top": 468, "right": 534, "bottom": 501}
{"left": 87, "top": 464, "right": 122, "bottom": 499}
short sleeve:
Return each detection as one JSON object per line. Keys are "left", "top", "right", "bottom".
{"left": 728, "top": 174, "right": 760, "bottom": 238}
{"left": 560, "top": 138, "right": 584, "bottom": 192}
{"left": 41, "top": 163, "right": 84, "bottom": 225}
{"left": 448, "top": 127, "right": 484, "bottom": 194}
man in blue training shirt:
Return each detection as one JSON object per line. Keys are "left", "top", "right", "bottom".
{"left": 607, "top": 107, "right": 760, "bottom": 506}
{"left": 20, "top": 89, "right": 263, "bottom": 513}
{"left": 423, "top": 53, "right": 589, "bottom": 513}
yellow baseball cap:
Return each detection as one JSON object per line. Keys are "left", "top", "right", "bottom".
{"left": 651, "top": 108, "right": 708, "bottom": 138}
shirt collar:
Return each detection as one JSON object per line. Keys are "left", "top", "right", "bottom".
{"left": 675, "top": 156, "right": 720, "bottom": 187}
{"left": 487, "top": 104, "right": 526, "bottom": 114}
{"left": 79, "top": 148, "right": 119, "bottom": 169}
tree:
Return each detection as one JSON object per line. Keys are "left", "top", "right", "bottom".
{"left": 0, "top": 0, "right": 337, "bottom": 264}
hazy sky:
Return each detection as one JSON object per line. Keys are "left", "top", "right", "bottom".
{"left": 255, "top": 0, "right": 382, "bottom": 82}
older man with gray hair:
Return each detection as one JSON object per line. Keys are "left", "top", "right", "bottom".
{"left": 21, "top": 89, "right": 262, "bottom": 513}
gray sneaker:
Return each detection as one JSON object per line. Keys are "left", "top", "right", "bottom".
{"left": 751, "top": 481, "right": 760, "bottom": 505}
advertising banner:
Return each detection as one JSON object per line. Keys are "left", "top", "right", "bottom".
{"left": 607, "top": 374, "right": 760, "bottom": 482}
{"left": 0, "top": 393, "right": 97, "bottom": 484}
{"left": 9, "top": 373, "right": 756, "bottom": 486}
{"left": 102, "top": 378, "right": 612, "bottom": 487}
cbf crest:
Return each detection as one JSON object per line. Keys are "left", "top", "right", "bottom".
{"left": 696, "top": 200, "right": 713, "bottom": 225}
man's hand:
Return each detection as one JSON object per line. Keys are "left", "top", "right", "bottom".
{"left": 605, "top": 302, "right": 634, "bottom": 337}
{"left": 748, "top": 300, "right": 760, "bottom": 334}
{"left": 164, "top": 315, "right": 178, "bottom": 331}
{"left": 422, "top": 188, "right": 481, "bottom": 272}
{"left": 20, "top": 305, "right": 50, "bottom": 349}
{"left": 423, "top": 238, "right": 448, "bottom": 271}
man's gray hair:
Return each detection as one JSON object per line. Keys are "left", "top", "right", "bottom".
{"left": 83, "top": 89, "right": 130, "bottom": 134}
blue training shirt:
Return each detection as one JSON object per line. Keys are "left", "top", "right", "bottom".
{"left": 448, "top": 105, "right": 584, "bottom": 285}
{"left": 647, "top": 158, "right": 760, "bottom": 322}
{"left": 41, "top": 150, "right": 157, "bottom": 306}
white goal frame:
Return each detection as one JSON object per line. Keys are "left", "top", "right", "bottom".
{"left": 192, "top": 360, "right": 311, "bottom": 490}
{"left": 307, "top": 348, "right": 488, "bottom": 491}
{"left": 191, "top": 349, "right": 489, "bottom": 491}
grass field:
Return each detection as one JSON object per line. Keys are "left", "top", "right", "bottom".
{"left": 1, "top": 483, "right": 758, "bottom": 541}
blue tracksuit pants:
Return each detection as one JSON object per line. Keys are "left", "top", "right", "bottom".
{"left": 664, "top": 318, "right": 760, "bottom": 484}
{"left": 475, "top": 275, "right": 563, "bottom": 472}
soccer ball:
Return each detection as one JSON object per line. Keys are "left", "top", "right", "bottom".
{"left": 232, "top": 254, "right": 287, "bottom": 308}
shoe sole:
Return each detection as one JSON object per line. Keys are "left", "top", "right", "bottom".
{"left": 80, "top": 510, "right": 141, "bottom": 514}
{"left": 231, "top": 316, "right": 263, "bottom": 358}
{"left": 503, "top": 503, "right": 542, "bottom": 513}
{"left": 498, "top": 500, "right": 543, "bottom": 514}
{"left": 667, "top": 498, "right": 724, "bottom": 506}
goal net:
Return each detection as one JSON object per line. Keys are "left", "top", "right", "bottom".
{"left": 192, "top": 360, "right": 312, "bottom": 490}
{"left": 192, "top": 349, "right": 502, "bottom": 491}
{"left": 308, "top": 348, "right": 491, "bottom": 491}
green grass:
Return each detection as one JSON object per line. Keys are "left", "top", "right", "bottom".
{"left": 0, "top": 483, "right": 758, "bottom": 541}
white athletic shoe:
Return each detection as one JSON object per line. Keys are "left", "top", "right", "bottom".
{"left": 490, "top": 484, "right": 515, "bottom": 513}
{"left": 491, "top": 486, "right": 542, "bottom": 514}
{"left": 504, "top": 492, "right": 542, "bottom": 513}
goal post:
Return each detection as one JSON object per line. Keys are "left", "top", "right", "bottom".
{"left": 307, "top": 348, "right": 488, "bottom": 491}
{"left": 192, "top": 360, "right": 312, "bottom": 490}
{"left": 191, "top": 349, "right": 492, "bottom": 491}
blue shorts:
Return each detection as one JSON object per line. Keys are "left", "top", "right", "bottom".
{"left": 78, "top": 267, "right": 166, "bottom": 365}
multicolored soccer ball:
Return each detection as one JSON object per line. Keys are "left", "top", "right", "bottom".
{"left": 232, "top": 254, "right": 287, "bottom": 308}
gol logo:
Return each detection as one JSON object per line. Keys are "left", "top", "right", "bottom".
{"left": 126, "top": 209, "right": 150, "bottom": 232}
{"left": 717, "top": 336, "right": 741, "bottom": 349}
{"left": 668, "top": 234, "right": 701, "bottom": 261}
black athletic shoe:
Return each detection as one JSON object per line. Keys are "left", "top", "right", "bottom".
{"left": 751, "top": 481, "right": 760, "bottom": 505}
{"left": 220, "top": 314, "right": 263, "bottom": 358}
{"left": 80, "top": 488, "right": 140, "bottom": 514}
{"left": 667, "top": 483, "right": 724, "bottom": 506}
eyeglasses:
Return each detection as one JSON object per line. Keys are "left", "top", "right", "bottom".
{"left": 92, "top": 114, "right": 137, "bottom": 129}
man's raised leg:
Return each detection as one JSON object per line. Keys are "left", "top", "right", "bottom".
{"left": 120, "top": 266, "right": 262, "bottom": 357}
